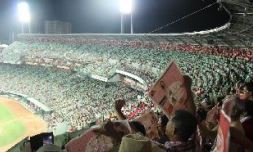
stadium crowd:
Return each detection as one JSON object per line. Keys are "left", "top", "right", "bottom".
{"left": 1, "top": 36, "right": 253, "bottom": 151}
{"left": 17, "top": 35, "right": 253, "bottom": 61}
{"left": 63, "top": 80, "right": 253, "bottom": 152}
{"left": 0, "top": 64, "right": 149, "bottom": 131}
{"left": 3, "top": 40, "right": 253, "bottom": 100}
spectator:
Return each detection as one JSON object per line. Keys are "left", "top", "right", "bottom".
{"left": 115, "top": 99, "right": 128, "bottom": 120}
{"left": 241, "top": 100, "right": 253, "bottom": 142}
{"left": 237, "top": 81, "right": 253, "bottom": 102}
{"left": 92, "top": 120, "right": 131, "bottom": 148}
{"left": 157, "top": 115, "right": 169, "bottom": 144}
{"left": 229, "top": 96, "right": 245, "bottom": 152}
{"left": 129, "top": 121, "right": 146, "bottom": 136}
{"left": 119, "top": 133, "right": 166, "bottom": 152}
{"left": 114, "top": 99, "right": 147, "bottom": 136}
{"left": 165, "top": 110, "right": 198, "bottom": 152}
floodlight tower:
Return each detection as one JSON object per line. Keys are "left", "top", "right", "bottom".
{"left": 119, "top": 0, "right": 133, "bottom": 34}
{"left": 18, "top": 1, "right": 31, "bottom": 33}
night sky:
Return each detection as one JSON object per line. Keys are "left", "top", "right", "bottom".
{"left": 0, "top": 0, "right": 229, "bottom": 42}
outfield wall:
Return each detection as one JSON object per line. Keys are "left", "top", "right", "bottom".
{"left": 0, "top": 91, "right": 52, "bottom": 115}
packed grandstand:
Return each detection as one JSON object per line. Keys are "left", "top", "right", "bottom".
{"left": 1, "top": 0, "right": 253, "bottom": 151}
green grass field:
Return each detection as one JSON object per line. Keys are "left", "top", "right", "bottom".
{"left": 0, "top": 103, "right": 26, "bottom": 147}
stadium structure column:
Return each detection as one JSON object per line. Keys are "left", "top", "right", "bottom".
{"left": 131, "top": 12, "right": 133, "bottom": 34}
{"left": 119, "top": 0, "right": 133, "bottom": 34}
{"left": 18, "top": 1, "right": 31, "bottom": 34}
{"left": 121, "top": 14, "right": 125, "bottom": 34}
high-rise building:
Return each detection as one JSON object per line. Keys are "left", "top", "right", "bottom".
{"left": 45, "top": 20, "right": 71, "bottom": 34}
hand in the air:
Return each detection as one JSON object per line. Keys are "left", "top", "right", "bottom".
{"left": 115, "top": 99, "right": 126, "bottom": 111}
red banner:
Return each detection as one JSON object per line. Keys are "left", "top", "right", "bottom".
{"left": 212, "top": 96, "right": 235, "bottom": 152}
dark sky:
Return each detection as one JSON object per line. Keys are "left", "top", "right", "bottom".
{"left": 0, "top": 0, "right": 229, "bottom": 42}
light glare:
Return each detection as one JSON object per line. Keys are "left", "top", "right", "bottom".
{"left": 120, "top": 0, "right": 132, "bottom": 14}
{"left": 18, "top": 2, "right": 31, "bottom": 23}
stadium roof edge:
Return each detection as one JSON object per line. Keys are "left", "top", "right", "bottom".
{"left": 18, "top": 22, "right": 231, "bottom": 37}
{"left": 17, "top": 0, "right": 253, "bottom": 49}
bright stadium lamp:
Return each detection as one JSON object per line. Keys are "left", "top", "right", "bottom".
{"left": 119, "top": 0, "right": 132, "bottom": 14}
{"left": 17, "top": 1, "right": 31, "bottom": 33}
{"left": 18, "top": 2, "right": 30, "bottom": 23}
{"left": 119, "top": 0, "right": 134, "bottom": 34}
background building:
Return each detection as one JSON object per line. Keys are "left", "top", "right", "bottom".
{"left": 45, "top": 20, "right": 71, "bottom": 34}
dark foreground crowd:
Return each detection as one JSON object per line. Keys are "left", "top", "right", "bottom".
{"left": 36, "top": 79, "right": 253, "bottom": 152}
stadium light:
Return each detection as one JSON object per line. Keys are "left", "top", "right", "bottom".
{"left": 119, "top": 0, "right": 132, "bottom": 14}
{"left": 119, "top": 0, "right": 134, "bottom": 34}
{"left": 18, "top": 1, "right": 31, "bottom": 33}
{"left": 18, "top": 2, "right": 30, "bottom": 23}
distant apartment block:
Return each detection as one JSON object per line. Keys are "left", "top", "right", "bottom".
{"left": 45, "top": 20, "right": 72, "bottom": 34}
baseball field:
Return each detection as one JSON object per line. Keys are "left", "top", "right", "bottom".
{"left": 0, "top": 97, "right": 47, "bottom": 151}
